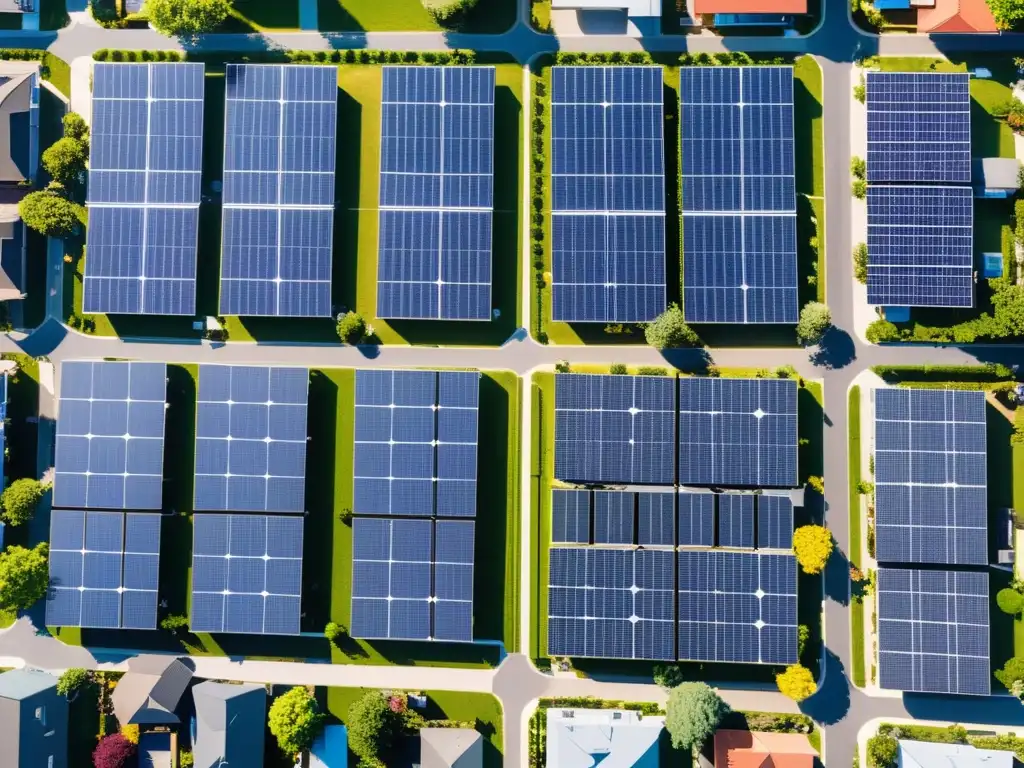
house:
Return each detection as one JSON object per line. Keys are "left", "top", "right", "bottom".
{"left": 899, "top": 739, "right": 1017, "bottom": 767}
{"left": 691, "top": 0, "right": 806, "bottom": 21}
{"left": 420, "top": 728, "right": 483, "bottom": 768}
{"left": 309, "top": 725, "right": 348, "bottom": 768}
{"left": 916, "top": 0, "right": 998, "bottom": 32}
{"left": 973, "top": 158, "right": 1020, "bottom": 199}
{"left": 714, "top": 729, "right": 818, "bottom": 768}
{"left": 0, "top": 668, "right": 68, "bottom": 768}
{"left": 546, "top": 708, "right": 664, "bottom": 768}
{"left": 111, "top": 655, "right": 194, "bottom": 726}
{"left": 192, "top": 681, "right": 267, "bottom": 768}
{"left": 550, "top": 0, "right": 661, "bottom": 16}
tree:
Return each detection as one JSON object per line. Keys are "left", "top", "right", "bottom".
{"left": 653, "top": 663, "right": 684, "bottom": 689}
{"left": 56, "top": 668, "right": 90, "bottom": 698}
{"left": 147, "top": 0, "right": 232, "bottom": 36}
{"left": 998, "top": 588, "right": 1024, "bottom": 616}
{"left": 644, "top": 304, "right": 700, "bottom": 349}
{"left": 776, "top": 664, "right": 816, "bottom": 701}
{"left": 0, "top": 543, "right": 49, "bottom": 612}
{"left": 120, "top": 725, "right": 140, "bottom": 745}
{"left": 866, "top": 318, "right": 901, "bottom": 343}
{"left": 324, "top": 621, "right": 345, "bottom": 643}
{"left": 806, "top": 475, "right": 824, "bottom": 494}
{"left": 336, "top": 311, "right": 367, "bottom": 344}
{"left": 268, "top": 687, "right": 324, "bottom": 757}
{"left": 853, "top": 242, "right": 868, "bottom": 284}
{"left": 798, "top": 624, "right": 811, "bottom": 657}
{"left": 347, "top": 690, "right": 404, "bottom": 765}
{"left": 850, "top": 155, "right": 866, "bottom": 180}
{"left": 793, "top": 525, "right": 832, "bottom": 575}
{"left": 0, "top": 478, "right": 44, "bottom": 526}
{"left": 995, "top": 656, "right": 1024, "bottom": 694}
{"left": 62, "top": 112, "right": 90, "bottom": 145}
{"left": 42, "top": 137, "right": 88, "bottom": 186}
{"left": 796, "top": 302, "right": 832, "bottom": 346}
{"left": 160, "top": 614, "right": 189, "bottom": 633}
{"left": 18, "top": 190, "right": 82, "bottom": 237}
{"left": 866, "top": 733, "right": 899, "bottom": 768}
{"left": 421, "top": 0, "right": 479, "bottom": 24}
{"left": 852, "top": 178, "right": 867, "bottom": 199}
{"left": 92, "top": 733, "right": 136, "bottom": 768}
{"left": 987, "top": 0, "right": 1024, "bottom": 30}
{"left": 664, "top": 682, "right": 730, "bottom": 753}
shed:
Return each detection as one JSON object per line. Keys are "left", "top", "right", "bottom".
{"left": 983, "top": 253, "right": 1003, "bottom": 279}
{"left": 973, "top": 158, "right": 1020, "bottom": 198}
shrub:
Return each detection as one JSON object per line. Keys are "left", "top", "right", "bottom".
{"left": 850, "top": 156, "right": 866, "bottom": 180}
{"left": 120, "top": 725, "right": 139, "bottom": 745}
{"left": 56, "top": 668, "right": 90, "bottom": 698}
{"left": 42, "top": 137, "right": 87, "bottom": 186}
{"left": 653, "top": 663, "right": 684, "bottom": 688}
{"left": 347, "top": 690, "right": 404, "bottom": 765}
{"left": 269, "top": 687, "right": 324, "bottom": 756}
{"left": 421, "top": 0, "right": 479, "bottom": 24}
{"left": 776, "top": 664, "right": 816, "bottom": 701}
{"left": 866, "top": 319, "right": 900, "bottom": 343}
{"left": 160, "top": 614, "right": 188, "bottom": 633}
{"left": 93, "top": 733, "right": 136, "bottom": 768}
{"left": 336, "top": 311, "right": 367, "bottom": 344}
{"left": 0, "top": 543, "right": 49, "bottom": 612}
{"left": 644, "top": 304, "right": 700, "bottom": 349}
{"left": 18, "top": 190, "right": 82, "bottom": 237}
{"left": 852, "top": 178, "right": 867, "bottom": 199}
{"left": 853, "top": 75, "right": 866, "bottom": 103}
{"left": 998, "top": 588, "right": 1024, "bottom": 616}
{"left": 62, "top": 112, "right": 89, "bottom": 144}
{"left": 179, "top": 752, "right": 194, "bottom": 768}
{"left": 866, "top": 733, "right": 899, "bottom": 768}
{"left": 853, "top": 242, "right": 868, "bottom": 284}
{"left": 807, "top": 475, "right": 824, "bottom": 494}
{"left": 636, "top": 366, "right": 669, "bottom": 376}
{"left": 0, "top": 478, "right": 45, "bottom": 526}
{"left": 324, "top": 622, "right": 345, "bottom": 643}
{"left": 609, "top": 363, "right": 627, "bottom": 375}
{"left": 793, "top": 525, "right": 832, "bottom": 574}
{"left": 797, "top": 624, "right": 810, "bottom": 657}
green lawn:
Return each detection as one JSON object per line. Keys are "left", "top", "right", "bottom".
{"left": 222, "top": 0, "right": 299, "bottom": 30}
{"left": 530, "top": 0, "right": 550, "bottom": 30}
{"left": 848, "top": 385, "right": 866, "bottom": 688}
{"left": 318, "top": 0, "right": 516, "bottom": 33}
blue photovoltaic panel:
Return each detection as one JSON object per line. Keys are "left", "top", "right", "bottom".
{"left": 877, "top": 568, "right": 989, "bottom": 695}
{"left": 194, "top": 365, "right": 309, "bottom": 513}
{"left": 677, "top": 550, "right": 797, "bottom": 664}
{"left": 757, "top": 495, "right": 794, "bottom": 550}
{"left": 866, "top": 72, "right": 971, "bottom": 184}
{"left": 46, "top": 510, "right": 160, "bottom": 629}
{"left": 433, "top": 519, "right": 474, "bottom": 642}
{"left": 680, "top": 67, "right": 797, "bottom": 325}
{"left": 678, "top": 491, "right": 715, "bottom": 546}
{"left": 551, "top": 66, "right": 666, "bottom": 323}
{"left": 554, "top": 373, "right": 675, "bottom": 485}
{"left": 548, "top": 547, "right": 675, "bottom": 660}
{"left": 220, "top": 65, "right": 337, "bottom": 317}
{"left": 85, "top": 63, "right": 205, "bottom": 316}
{"left": 54, "top": 360, "right": 167, "bottom": 510}
{"left": 866, "top": 186, "right": 973, "bottom": 308}
{"left": 552, "top": 489, "right": 590, "bottom": 544}
{"left": 593, "top": 490, "right": 634, "bottom": 545}
{"left": 190, "top": 514, "right": 303, "bottom": 635}
{"left": 718, "top": 494, "right": 754, "bottom": 549}
{"left": 354, "top": 370, "right": 479, "bottom": 517}
{"left": 638, "top": 491, "right": 675, "bottom": 547}
{"left": 874, "top": 388, "right": 987, "bottom": 565}
{"left": 377, "top": 67, "right": 495, "bottom": 320}
{"left": 678, "top": 377, "right": 798, "bottom": 488}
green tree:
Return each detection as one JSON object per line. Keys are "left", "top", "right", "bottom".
{"left": 0, "top": 478, "right": 45, "bottom": 526}
{"left": 807, "top": 475, "right": 824, "bottom": 494}
{"left": 160, "top": 614, "right": 189, "bottom": 633}
{"left": 793, "top": 525, "right": 833, "bottom": 574}
{"left": 336, "top": 311, "right": 367, "bottom": 344}
{"left": 42, "top": 137, "right": 87, "bottom": 186}
{"left": 421, "top": 0, "right": 479, "bottom": 24}
{"left": 0, "top": 543, "right": 49, "bottom": 612}
{"left": 998, "top": 588, "right": 1024, "bottom": 616}
{"left": 18, "top": 190, "right": 82, "bottom": 237}
{"left": 866, "top": 733, "right": 899, "bottom": 768}
{"left": 997, "top": 656, "right": 1024, "bottom": 694}
{"left": 853, "top": 242, "right": 868, "bottom": 284}
{"left": 347, "top": 690, "right": 404, "bottom": 765}
{"left": 866, "top": 318, "right": 901, "bottom": 343}
{"left": 653, "top": 663, "right": 684, "bottom": 689}
{"left": 664, "top": 682, "right": 730, "bottom": 753}
{"left": 62, "top": 112, "right": 89, "bottom": 144}
{"left": 796, "top": 302, "right": 832, "bottom": 345}
{"left": 644, "top": 304, "right": 700, "bottom": 349}
{"left": 324, "top": 622, "right": 345, "bottom": 643}
{"left": 852, "top": 178, "right": 867, "bottom": 199}
{"left": 850, "top": 156, "right": 866, "bottom": 180}
{"left": 268, "top": 687, "right": 324, "bottom": 757}
{"left": 776, "top": 664, "right": 817, "bottom": 701}
{"left": 56, "top": 668, "right": 90, "bottom": 698}
{"left": 147, "top": 0, "right": 232, "bottom": 36}
{"left": 987, "top": 0, "right": 1024, "bottom": 29}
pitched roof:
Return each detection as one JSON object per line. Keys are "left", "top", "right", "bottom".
{"left": 917, "top": 0, "right": 998, "bottom": 32}
{"left": 714, "top": 730, "right": 818, "bottom": 768}
{"left": 546, "top": 709, "right": 664, "bottom": 768}
{"left": 899, "top": 739, "right": 1016, "bottom": 768}
{"left": 192, "top": 681, "right": 266, "bottom": 768}
{"left": 692, "top": 0, "right": 806, "bottom": 15}
{"left": 0, "top": 63, "right": 36, "bottom": 185}
{"left": 111, "top": 656, "right": 194, "bottom": 726}
{"left": 0, "top": 669, "right": 57, "bottom": 701}
{"left": 420, "top": 728, "right": 483, "bottom": 768}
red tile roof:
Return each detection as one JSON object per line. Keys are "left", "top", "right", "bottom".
{"left": 692, "top": 0, "right": 806, "bottom": 14}
{"left": 714, "top": 730, "right": 818, "bottom": 768}
{"left": 917, "top": 0, "right": 998, "bottom": 32}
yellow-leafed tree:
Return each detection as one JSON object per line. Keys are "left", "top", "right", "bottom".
{"left": 776, "top": 664, "right": 817, "bottom": 702}
{"left": 793, "top": 525, "right": 832, "bottom": 574}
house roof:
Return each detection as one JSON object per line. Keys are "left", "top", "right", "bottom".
{"left": 0, "top": 669, "right": 57, "bottom": 701}
{"left": 0, "top": 64, "right": 36, "bottom": 185}
{"left": 550, "top": 0, "right": 661, "bottom": 15}
{"left": 714, "top": 730, "right": 818, "bottom": 768}
{"left": 421, "top": 728, "right": 483, "bottom": 768}
{"left": 899, "top": 739, "right": 1016, "bottom": 768}
{"left": 546, "top": 709, "right": 664, "bottom": 768}
{"left": 692, "top": 0, "right": 806, "bottom": 15}
{"left": 111, "top": 656, "right": 194, "bottom": 726}
{"left": 192, "top": 681, "right": 266, "bottom": 768}
{"left": 917, "top": 0, "right": 998, "bottom": 32}
{"left": 973, "top": 158, "right": 1020, "bottom": 191}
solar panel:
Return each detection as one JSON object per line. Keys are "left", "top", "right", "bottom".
{"left": 638, "top": 491, "right": 675, "bottom": 546}
{"left": 54, "top": 360, "right": 167, "bottom": 510}
{"left": 877, "top": 567, "right": 989, "bottom": 695}
{"left": 718, "top": 494, "right": 754, "bottom": 549}
{"left": 678, "top": 377, "right": 798, "bottom": 488}
{"left": 874, "top": 388, "right": 987, "bottom": 565}
{"left": 593, "top": 490, "right": 634, "bottom": 545}
{"left": 866, "top": 72, "right": 971, "bottom": 184}
{"left": 377, "top": 67, "right": 495, "bottom": 320}
{"left": 194, "top": 365, "right": 309, "bottom": 514}
{"left": 552, "top": 489, "right": 590, "bottom": 544}
{"left": 866, "top": 185, "right": 973, "bottom": 308}
{"left": 85, "top": 63, "right": 205, "bottom": 316}
{"left": 554, "top": 373, "right": 675, "bottom": 485}
{"left": 433, "top": 518, "right": 474, "bottom": 642}
{"left": 680, "top": 66, "right": 797, "bottom": 324}
{"left": 757, "top": 495, "right": 794, "bottom": 549}
{"left": 677, "top": 550, "right": 797, "bottom": 664}
{"left": 190, "top": 514, "right": 303, "bottom": 635}
{"left": 46, "top": 510, "right": 161, "bottom": 629}
{"left": 220, "top": 65, "right": 337, "bottom": 317}
{"left": 354, "top": 369, "right": 479, "bottom": 517}
{"left": 548, "top": 547, "right": 675, "bottom": 660}
{"left": 550, "top": 66, "right": 666, "bottom": 323}
{"left": 678, "top": 491, "right": 715, "bottom": 546}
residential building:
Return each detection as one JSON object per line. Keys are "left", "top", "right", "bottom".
{"left": 714, "top": 730, "right": 818, "bottom": 768}
{"left": 111, "top": 655, "right": 194, "bottom": 726}
{"left": 420, "top": 727, "right": 483, "bottom": 768}
{"left": 546, "top": 708, "right": 664, "bottom": 768}
{"left": 899, "top": 739, "right": 1017, "bottom": 768}
{"left": 192, "top": 681, "right": 267, "bottom": 768}
{"left": 691, "top": 0, "right": 806, "bottom": 20}
{"left": 0, "top": 668, "right": 68, "bottom": 768}
{"left": 916, "top": 0, "right": 998, "bottom": 32}
{"left": 550, "top": 0, "right": 661, "bottom": 16}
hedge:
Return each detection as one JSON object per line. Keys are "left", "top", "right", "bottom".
{"left": 93, "top": 48, "right": 477, "bottom": 65}
{"left": 871, "top": 364, "right": 1015, "bottom": 382}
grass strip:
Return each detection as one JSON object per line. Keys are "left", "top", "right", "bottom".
{"left": 848, "top": 385, "right": 866, "bottom": 688}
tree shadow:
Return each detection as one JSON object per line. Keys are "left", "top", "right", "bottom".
{"left": 303, "top": 371, "right": 338, "bottom": 631}
{"left": 333, "top": 85, "right": 360, "bottom": 313}
{"left": 809, "top": 327, "right": 856, "bottom": 370}
{"left": 799, "top": 648, "right": 850, "bottom": 725}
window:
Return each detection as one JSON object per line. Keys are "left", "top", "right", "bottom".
{"left": 34, "top": 706, "right": 45, "bottom": 726}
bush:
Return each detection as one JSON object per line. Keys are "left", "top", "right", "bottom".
{"left": 0, "top": 543, "right": 49, "bottom": 612}
{"left": 63, "top": 112, "right": 89, "bottom": 144}
{"left": 850, "top": 156, "right": 866, "bottom": 180}
{"left": 852, "top": 178, "right": 867, "bottom": 199}
{"left": 989, "top": 0, "right": 1024, "bottom": 29}
{"left": 653, "top": 663, "right": 684, "bottom": 688}
{"left": 644, "top": 304, "right": 700, "bottom": 349}
{"left": 0, "top": 478, "right": 44, "bottom": 526}
{"left": 56, "top": 668, "right": 90, "bottom": 698}
{"left": 336, "top": 311, "right": 367, "bottom": 344}
{"left": 636, "top": 366, "right": 669, "bottom": 376}
{"left": 866, "top": 319, "right": 900, "bottom": 343}
{"left": 807, "top": 475, "right": 824, "bottom": 494}
{"left": 665, "top": 683, "right": 729, "bottom": 753}
{"left": 42, "top": 137, "right": 87, "bottom": 186}
{"left": 866, "top": 733, "right": 899, "bottom": 768}
{"left": 609, "top": 363, "right": 627, "bottom": 375}
{"left": 853, "top": 242, "right": 868, "bottom": 284}
{"left": 120, "top": 725, "right": 139, "bottom": 745}
{"left": 347, "top": 691, "right": 405, "bottom": 765}
{"left": 998, "top": 588, "right": 1024, "bottom": 616}
{"left": 18, "top": 190, "right": 82, "bottom": 237}
{"left": 793, "top": 525, "right": 832, "bottom": 574}
{"left": 269, "top": 687, "right": 324, "bottom": 756}
{"left": 178, "top": 752, "right": 194, "bottom": 768}
{"left": 160, "top": 614, "right": 188, "bottom": 633}
{"left": 797, "top": 624, "right": 810, "bottom": 657}
{"left": 776, "top": 664, "right": 816, "bottom": 701}
{"left": 147, "top": 0, "right": 231, "bottom": 36}
{"left": 93, "top": 734, "right": 136, "bottom": 768}
{"left": 421, "top": 0, "right": 479, "bottom": 23}
{"left": 853, "top": 75, "right": 866, "bottom": 103}
{"left": 324, "top": 622, "right": 345, "bottom": 643}
{"left": 796, "top": 302, "right": 832, "bottom": 345}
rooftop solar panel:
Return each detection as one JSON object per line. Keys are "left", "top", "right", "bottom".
{"left": 377, "top": 67, "right": 495, "bottom": 321}
{"left": 866, "top": 72, "right": 971, "bottom": 184}
{"left": 433, "top": 518, "right": 474, "bottom": 642}
{"left": 680, "top": 66, "right": 797, "bottom": 324}
{"left": 220, "top": 64, "right": 337, "bottom": 317}
{"left": 877, "top": 567, "right": 989, "bottom": 695}
{"left": 54, "top": 360, "right": 168, "bottom": 510}
{"left": 637, "top": 491, "right": 675, "bottom": 547}
{"left": 554, "top": 373, "right": 675, "bottom": 485}
{"left": 757, "top": 495, "right": 794, "bottom": 550}
{"left": 593, "top": 490, "right": 634, "bottom": 545}
{"left": 677, "top": 377, "right": 798, "bottom": 488}
{"left": 190, "top": 514, "right": 303, "bottom": 635}
{"left": 678, "top": 491, "right": 715, "bottom": 546}
{"left": 85, "top": 63, "right": 205, "bottom": 316}
{"left": 552, "top": 489, "right": 590, "bottom": 544}
{"left": 874, "top": 388, "right": 987, "bottom": 565}
{"left": 550, "top": 66, "right": 666, "bottom": 323}
{"left": 193, "top": 365, "right": 309, "bottom": 514}
{"left": 718, "top": 494, "right": 754, "bottom": 549}
{"left": 866, "top": 185, "right": 974, "bottom": 308}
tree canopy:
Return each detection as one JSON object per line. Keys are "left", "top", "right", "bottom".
{"left": 793, "top": 525, "right": 832, "bottom": 574}
{"left": 0, "top": 543, "right": 49, "bottom": 612}
{"left": 997, "top": 588, "right": 1024, "bottom": 616}
{"left": 336, "top": 311, "right": 367, "bottom": 344}
{"left": 644, "top": 304, "right": 700, "bottom": 349}
{"left": 664, "top": 682, "right": 730, "bottom": 753}
{"left": 56, "top": 668, "right": 90, "bottom": 698}
{"left": 995, "top": 655, "right": 1024, "bottom": 694}
{"left": 422, "top": 0, "right": 479, "bottom": 23}
{"left": 268, "top": 687, "right": 324, "bottom": 757}
{"left": 0, "top": 478, "right": 45, "bottom": 526}
{"left": 62, "top": 112, "right": 90, "bottom": 144}
{"left": 347, "top": 690, "right": 404, "bottom": 765}
{"left": 42, "top": 137, "right": 88, "bottom": 187}
{"left": 147, "top": 0, "right": 232, "bottom": 36}
{"left": 866, "top": 734, "right": 899, "bottom": 768}
{"left": 18, "top": 190, "right": 82, "bottom": 238}
{"left": 776, "top": 664, "right": 817, "bottom": 701}
{"left": 795, "top": 302, "right": 832, "bottom": 345}
{"left": 987, "top": 0, "right": 1024, "bottom": 30}
{"left": 92, "top": 733, "right": 135, "bottom": 768}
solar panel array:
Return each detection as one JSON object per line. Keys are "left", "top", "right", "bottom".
{"left": 594, "top": 490, "right": 634, "bottom": 545}
{"left": 874, "top": 388, "right": 987, "bottom": 565}
{"left": 46, "top": 510, "right": 161, "bottom": 629}
{"left": 678, "top": 491, "right": 715, "bottom": 546}
{"left": 717, "top": 494, "right": 754, "bottom": 549}
{"left": 85, "top": 63, "right": 205, "bottom": 316}
{"left": 190, "top": 513, "right": 303, "bottom": 635}
{"left": 866, "top": 72, "right": 971, "bottom": 184}
{"left": 54, "top": 360, "right": 167, "bottom": 510}
{"left": 354, "top": 369, "right": 480, "bottom": 517}
{"left": 377, "top": 67, "right": 495, "bottom": 321}
{"left": 194, "top": 365, "right": 310, "bottom": 514}
{"left": 350, "top": 517, "right": 474, "bottom": 642}
{"left": 220, "top": 65, "right": 337, "bottom": 317}
{"left": 550, "top": 66, "right": 666, "bottom": 323}
{"left": 552, "top": 489, "right": 590, "bottom": 544}
{"left": 758, "top": 495, "right": 795, "bottom": 550}
{"left": 680, "top": 66, "right": 797, "bottom": 325}
{"left": 638, "top": 491, "right": 675, "bottom": 547}
{"left": 877, "top": 567, "right": 989, "bottom": 695}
